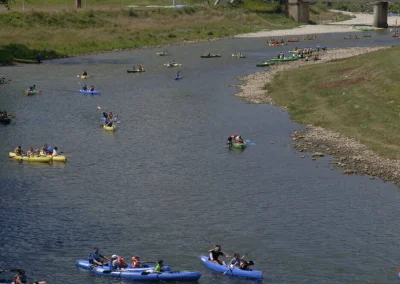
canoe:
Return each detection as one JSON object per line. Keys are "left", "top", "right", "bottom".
{"left": 156, "top": 52, "right": 171, "bottom": 56}
{"left": 174, "top": 76, "right": 182, "bottom": 80}
{"left": 13, "top": 58, "right": 41, "bottom": 64}
{"left": 80, "top": 89, "right": 100, "bottom": 95}
{"left": 200, "top": 255, "right": 262, "bottom": 280}
{"left": 103, "top": 124, "right": 117, "bottom": 131}
{"left": 10, "top": 151, "right": 67, "bottom": 162}
{"left": 232, "top": 54, "right": 246, "bottom": 58}
{"left": 75, "top": 260, "right": 171, "bottom": 272}
{"left": 164, "top": 63, "right": 182, "bottom": 67}
{"left": 0, "top": 117, "right": 11, "bottom": 124}
{"left": 287, "top": 38, "right": 300, "bottom": 42}
{"left": 24, "top": 90, "right": 41, "bottom": 95}
{"left": 200, "top": 54, "right": 221, "bottom": 58}
{"left": 9, "top": 152, "right": 52, "bottom": 163}
{"left": 127, "top": 69, "right": 145, "bottom": 73}
{"left": 80, "top": 75, "right": 88, "bottom": 79}
{"left": 232, "top": 141, "right": 247, "bottom": 149}
{"left": 256, "top": 62, "right": 275, "bottom": 67}
{"left": 270, "top": 56, "right": 299, "bottom": 62}
{"left": 91, "top": 266, "right": 201, "bottom": 281}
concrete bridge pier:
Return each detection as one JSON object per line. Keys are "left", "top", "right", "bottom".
{"left": 287, "top": 0, "right": 309, "bottom": 23}
{"left": 373, "top": 1, "right": 388, "bottom": 28}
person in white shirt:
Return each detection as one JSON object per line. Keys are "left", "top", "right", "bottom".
{"left": 52, "top": 147, "right": 59, "bottom": 156}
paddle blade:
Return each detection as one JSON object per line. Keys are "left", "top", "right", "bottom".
{"left": 244, "top": 140, "right": 251, "bottom": 143}
{"left": 249, "top": 142, "right": 256, "bottom": 146}
{"left": 102, "top": 270, "right": 112, "bottom": 274}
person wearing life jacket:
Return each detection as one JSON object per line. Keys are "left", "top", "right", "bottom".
{"left": 208, "top": 245, "right": 230, "bottom": 265}
{"left": 153, "top": 260, "right": 164, "bottom": 273}
{"left": 88, "top": 247, "right": 109, "bottom": 266}
{"left": 227, "top": 135, "right": 233, "bottom": 147}
{"left": 132, "top": 255, "right": 142, "bottom": 268}
{"left": 14, "top": 269, "right": 47, "bottom": 284}
{"left": 14, "top": 146, "right": 24, "bottom": 156}
{"left": 228, "top": 253, "right": 242, "bottom": 269}
{"left": 82, "top": 70, "right": 88, "bottom": 76}
{"left": 240, "top": 260, "right": 255, "bottom": 271}
{"left": 52, "top": 147, "right": 59, "bottom": 157}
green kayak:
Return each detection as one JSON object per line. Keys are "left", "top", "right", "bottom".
{"left": 256, "top": 62, "right": 275, "bottom": 67}
{"left": 232, "top": 142, "right": 247, "bottom": 149}
{"left": 13, "top": 58, "right": 41, "bottom": 64}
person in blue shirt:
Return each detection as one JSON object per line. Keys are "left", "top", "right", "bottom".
{"left": 89, "top": 247, "right": 109, "bottom": 266}
{"left": 228, "top": 253, "right": 242, "bottom": 268}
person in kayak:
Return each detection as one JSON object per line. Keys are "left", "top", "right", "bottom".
{"left": 163, "top": 50, "right": 169, "bottom": 55}
{"left": 138, "top": 65, "right": 144, "bottom": 71}
{"left": 132, "top": 65, "right": 136, "bottom": 71}
{"left": 82, "top": 70, "right": 88, "bottom": 76}
{"left": 227, "top": 135, "right": 233, "bottom": 147}
{"left": 131, "top": 255, "right": 142, "bottom": 268}
{"left": 228, "top": 253, "right": 242, "bottom": 268}
{"left": 102, "top": 112, "right": 108, "bottom": 120}
{"left": 82, "top": 85, "right": 88, "bottom": 91}
{"left": 89, "top": 247, "right": 109, "bottom": 266}
{"left": 14, "top": 146, "right": 24, "bottom": 156}
{"left": 26, "top": 147, "right": 35, "bottom": 157}
{"left": 52, "top": 147, "right": 59, "bottom": 157}
{"left": 109, "top": 254, "right": 128, "bottom": 270}
{"left": 14, "top": 269, "right": 47, "bottom": 284}
{"left": 154, "top": 260, "right": 164, "bottom": 273}
{"left": 240, "top": 260, "right": 255, "bottom": 271}
{"left": 208, "top": 245, "right": 230, "bottom": 265}
{"left": 176, "top": 70, "right": 181, "bottom": 78}
{"left": 90, "top": 86, "right": 95, "bottom": 91}
{"left": 29, "top": 85, "right": 36, "bottom": 91}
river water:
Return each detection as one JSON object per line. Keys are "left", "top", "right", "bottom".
{"left": 0, "top": 31, "right": 399, "bottom": 284}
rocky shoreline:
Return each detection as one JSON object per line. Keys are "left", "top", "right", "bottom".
{"left": 235, "top": 46, "right": 400, "bottom": 186}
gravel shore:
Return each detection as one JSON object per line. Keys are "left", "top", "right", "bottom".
{"left": 234, "top": 46, "right": 400, "bottom": 186}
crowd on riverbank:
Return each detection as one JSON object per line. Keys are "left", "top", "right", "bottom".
{"left": 235, "top": 45, "right": 400, "bottom": 186}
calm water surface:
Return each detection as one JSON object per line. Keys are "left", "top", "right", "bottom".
{"left": 1, "top": 31, "right": 400, "bottom": 284}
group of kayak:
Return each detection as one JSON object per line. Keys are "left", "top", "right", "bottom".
{"left": 0, "top": 110, "right": 12, "bottom": 124}
{"left": 9, "top": 145, "right": 67, "bottom": 163}
{"left": 75, "top": 244, "right": 262, "bottom": 281}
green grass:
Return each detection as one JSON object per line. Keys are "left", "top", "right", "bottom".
{"left": 0, "top": 4, "right": 300, "bottom": 65}
{"left": 266, "top": 46, "right": 400, "bottom": 159}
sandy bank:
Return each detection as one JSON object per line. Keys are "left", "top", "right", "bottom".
{"left": 234, "top": 46, "right": 400, "bottom": 186}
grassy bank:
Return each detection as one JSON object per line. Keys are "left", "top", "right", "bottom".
{"left": 0, "top": 4, "right": 299, "bottom": 65}
{"left": 266, "top": 46, "right": 400, "bottom": 159}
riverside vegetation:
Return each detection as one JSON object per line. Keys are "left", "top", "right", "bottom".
{"left": 0, "top": 0, "right": 349, "bottom": 65}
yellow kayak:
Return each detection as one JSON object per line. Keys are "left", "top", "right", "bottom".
{"left": 9, "top": 152, "right": 51, "bottom": 163}
{"left": 39, "top": 151, "right": 67, "bottom": 162}
{"left": 103, "top": 124, "right": 117, "bottom": 131}
{"left": 80, "top": 75, "right": 88, "bottom": 79}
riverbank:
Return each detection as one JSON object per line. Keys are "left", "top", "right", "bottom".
{"left": 235, "top": 46, "right": 400, "bottom": 187}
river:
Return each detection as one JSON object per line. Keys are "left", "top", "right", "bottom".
{"left": 0, "top": 30, "right": 399, "bottom": 284}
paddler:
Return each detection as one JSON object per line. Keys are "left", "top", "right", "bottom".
{"left": 139, "top": 65, "right": 144, "bottom": 71}
{"left": 208, "top": 245, "right": 230, "bottom": 265}
{"left": 82, "top": 84, "right": 88, "bottom": 91}
{"left": 90, "top": 86, "right": 95, "bottom": 91}
{"left": 14, "top": 269, "right": 47, "bottom": 284}
{"left": 26, "top": 147, "right": 35, "bottom": 157}
{"left": 132, "top": 255, "right": 142, "bottom": 268}
{"left": 88, "top": 247, "right": 109, "bottom": 266}
{"left": 52, "top": 147, "right": 59, "bottom": 157}
{"left": 240, "top": 260, "right": 255, "bottom": 271}
{"left": 14, "top": 146, "right": 24, "bottom": 156}
{"left": 228, "top": 253, "right": 242, "bottom": 269}
{"left": 132, "top": 65, "right": 136, "bottom": 71}
{"left": 82, "top": 70, "right": 88, "bottom": 76}
{"left": 153, "top": 260, "right": 164, "bottom": 273}
{"left": 28, "top": 85, "right": 36, "bottom": 91}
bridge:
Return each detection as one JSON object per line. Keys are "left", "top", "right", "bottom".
{"left": 215, "top": 0, "right": 394, "bottom": 28}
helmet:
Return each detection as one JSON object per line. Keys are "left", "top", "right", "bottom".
{"left": 112, "top": 254, "right": 118, "bottom": 259}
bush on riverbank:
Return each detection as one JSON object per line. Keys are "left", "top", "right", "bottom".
{"left": 0, "top": 6, "right": 299, "bottom": 65}
{"left": 266, "top": 46, "right": 400, "bottom": 159}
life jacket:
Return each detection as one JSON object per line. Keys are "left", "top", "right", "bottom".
{"left": 117, "top": 256, "right": 127, "bottom": 268}
{"left": 132, "top": 256, "right": 141, "bottom": 268}
{"left": 14, "top": 274, "right": 27, "bottom": 283}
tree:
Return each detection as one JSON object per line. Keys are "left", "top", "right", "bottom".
{"left": 0, "top": 0, "right": 14, "bottom": 9}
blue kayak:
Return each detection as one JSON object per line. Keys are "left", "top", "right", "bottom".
{"left": 91, "top": 266, "right": 201, "bottom": 281}
{"left": 79, "top": 89, "right": 100, "bottom": 95}
{"left": 76, "top": 260, "right": 171, "bottom": 272}
{"left": 200, "top": 255, "right": 263, "bottom": 280}
{"left": 174, "top": 75, "right": 182, "bottom": 80}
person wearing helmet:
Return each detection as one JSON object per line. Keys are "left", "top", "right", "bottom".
{"left": 88, "top": 247, "right": 109, "bottom": 266}
{"left": 131, "top": 255, "right": 142, "bottom": 268}
{"left": 208, "top": 245, "right": 230, "bottom": 265}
